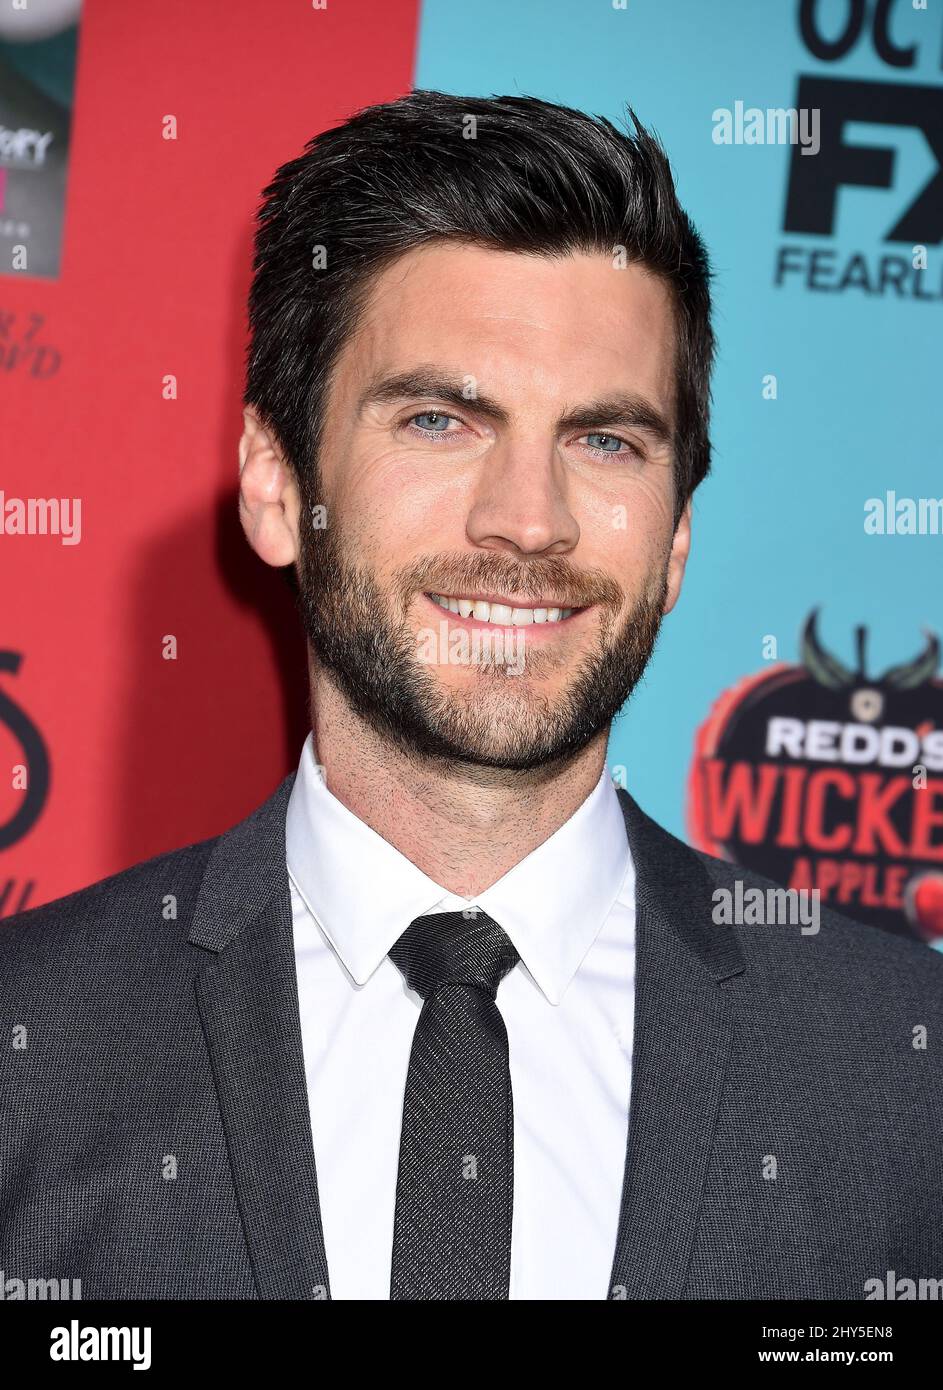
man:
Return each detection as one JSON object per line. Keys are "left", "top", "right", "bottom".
{"left": 1, "top": 90, "right": 941, "bottom": 1303}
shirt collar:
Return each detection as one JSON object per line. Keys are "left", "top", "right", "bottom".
{"left": 285, "top": 734, "right": 633, "bottom": 1005}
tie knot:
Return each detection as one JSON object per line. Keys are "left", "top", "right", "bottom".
{"left": 389, "top": 908, "right": 520, "bottom": 1001}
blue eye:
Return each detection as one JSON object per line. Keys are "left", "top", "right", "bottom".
{"left": 411, "top": 411, "right": 453, "bottom": 433}
{"left": 583, "top": 433, "right": 626, "bottom": 453}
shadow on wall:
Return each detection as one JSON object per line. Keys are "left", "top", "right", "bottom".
{"left": 111, "top": 486, "right": 310, "bottom": 869}
{"left": 109, "top": 205, "right": 313, "bottom": 870}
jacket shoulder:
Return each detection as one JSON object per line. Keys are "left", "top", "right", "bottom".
{"left": 0, "top": 773, "right": 295, "bottom": 992}
{"left": 0, "top": 833, "right": 217, "bottom": 981}
{"left": 692, "top": 841, "right": 943, "bottom": 998}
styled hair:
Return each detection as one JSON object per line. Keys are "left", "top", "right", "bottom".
{"left": 244, "top": 89, "right": 714, "bottom": 521}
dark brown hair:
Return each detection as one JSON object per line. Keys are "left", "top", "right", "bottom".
{"left": 245, "top": 89, "right": 715, "bottom": 523}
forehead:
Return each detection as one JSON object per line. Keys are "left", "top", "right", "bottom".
{"left": 335, "top": 241, "right": 677, "bottom": 415}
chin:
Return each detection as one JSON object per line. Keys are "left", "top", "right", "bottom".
{"left": 417, "top": 701, "right": 595, "bottom": 771}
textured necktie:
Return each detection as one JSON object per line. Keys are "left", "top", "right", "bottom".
{"left": 387, "top": 908, "right": 520, "bottom": 1300}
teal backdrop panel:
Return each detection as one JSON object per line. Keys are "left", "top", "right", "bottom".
{"left": 416, "top": 0, "right": 943, "bottom": 944}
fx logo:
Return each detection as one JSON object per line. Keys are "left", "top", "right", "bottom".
{"left": 785, "top": 76, "right": 943, "bottom": 243}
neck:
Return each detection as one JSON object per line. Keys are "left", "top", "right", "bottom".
{"left": 308, "top": 663, "right": 609, "bottom": 899}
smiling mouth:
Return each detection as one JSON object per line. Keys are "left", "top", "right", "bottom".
{"left": 424, "top": 591, "right": 585, "bottom": 626}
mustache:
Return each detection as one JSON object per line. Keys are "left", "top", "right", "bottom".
{"left": 403, "top": 553, "right": 625, "bottom": 611}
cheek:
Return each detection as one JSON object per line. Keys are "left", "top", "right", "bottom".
{"left": 360, "top": 455, "right": 484, "bottom": 556}
{"left": 321, "top": 440, "right": 409, "bottom": 542}
{"left": 334, "top": 463, "right": 457, "bottom": 574}
{"left": 338, "top": 436, "right": 466, "bottom": 503}
{"left": 584, "top": 472, "right": 676, "bottom": 569}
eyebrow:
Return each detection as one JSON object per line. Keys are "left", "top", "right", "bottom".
{"left": 357, "top": 368, "right": 674, "bottom": 448}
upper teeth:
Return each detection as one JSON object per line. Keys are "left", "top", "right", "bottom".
{"left": 429, "top": 594, "right": 575, "bottom": 624}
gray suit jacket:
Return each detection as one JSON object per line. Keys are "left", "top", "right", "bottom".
{"left": 1, "top": 774, "right": 941, "bottom": 1300}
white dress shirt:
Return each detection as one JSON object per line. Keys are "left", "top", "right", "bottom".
{"left": 286, "top": 733, "right": 636, "bottom": 1300}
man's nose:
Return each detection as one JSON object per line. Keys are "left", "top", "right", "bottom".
{"left": 464, "top": 440, "right": 580, "bottom": 558}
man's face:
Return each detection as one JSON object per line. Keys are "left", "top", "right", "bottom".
{"left": 297, "top": 242, "right": 688, "bottom": 771}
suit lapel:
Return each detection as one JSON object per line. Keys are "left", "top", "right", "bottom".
{"left": 187, "top": 771, "right": 744, "bottom": 1300}
{"left": 190, "top": 774, "right": 331, "bottom": 1300}
{"left": 608, "top": 789, "right": 745, "bottom": 1299}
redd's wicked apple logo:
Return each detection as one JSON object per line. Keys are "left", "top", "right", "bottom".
{"left": 688, "top": 611, "right": 943, "bottom": 944}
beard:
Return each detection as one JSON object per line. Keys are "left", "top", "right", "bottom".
{"left": 296, "top": 493, "right": 669, "bottom": 773}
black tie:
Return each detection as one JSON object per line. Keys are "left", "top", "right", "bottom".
{"left": 387, "top": 908, "right": 520, "bottom": 1300}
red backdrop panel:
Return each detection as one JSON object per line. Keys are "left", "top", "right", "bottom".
{"left": 0, "top": 0, "right": 420, "bottom": 913}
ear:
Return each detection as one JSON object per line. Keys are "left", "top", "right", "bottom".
{"left": 238, "top": 407, "right": 301, "bottom": 567}
{"left": 663, "top": 498, "right": 692, "bottom": 615}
